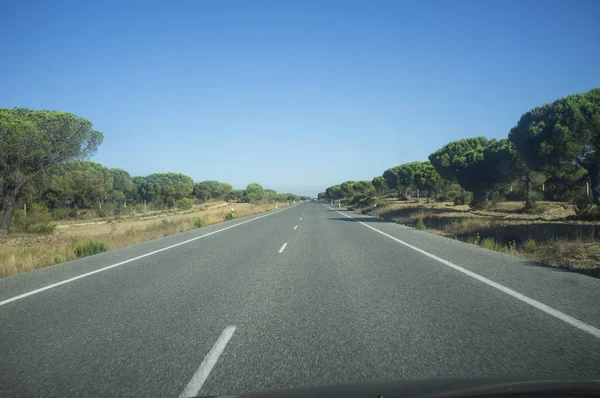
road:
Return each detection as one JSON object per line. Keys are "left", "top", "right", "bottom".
{"left": 1, "top": 202, "right": 599, "bottom": 397}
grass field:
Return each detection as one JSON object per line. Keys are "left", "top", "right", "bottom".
{"left": 0, "top": 202, "right": 286, "bottom": 278}
{"left": 352, "top": 199, "right": 600, "bottom": 276}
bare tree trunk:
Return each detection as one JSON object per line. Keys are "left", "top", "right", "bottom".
{"left": 0, "top": 189, "right": 19, "bottom": 233}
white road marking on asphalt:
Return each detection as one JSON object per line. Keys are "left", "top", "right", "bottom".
{"left": 279, "top": 242, "right": 288, "bottom": 253}
{"left": 302, "top": 205, "right": 310, "bottom": 216}
{"left": 326, "top": 205, "right": 600, "bottom": 340}
{"left": 179, "top": 326, "right": 236, "bottom": 398}
{"left": 294, "top": 225, "right": 298, "bottom": 230}
{"left": 0, "top": 205, "right": 299, "bottom": 307}
{"left": 300, "top": 217, "right": 302, "bottom": 220}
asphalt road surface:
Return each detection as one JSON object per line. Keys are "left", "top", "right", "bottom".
{"left": 1, "top": 202, "right": 599, "bottom": 397}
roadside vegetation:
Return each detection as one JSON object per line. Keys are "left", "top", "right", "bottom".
{"left": 320, "top": 88, "right": 600, "bottom": 274}
{"left": 349, "top": 199, "right": 599, "bottom": 276}
{"left": 0, "top": 202, "right": 286, "bottom": 277}
{"left": 0, "top": 108, "right": 307, "bottom": 277}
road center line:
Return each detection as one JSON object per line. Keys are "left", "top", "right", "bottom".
{"left": 300, "top": 217, "right": 302, "bottom": 220}
{"left": 0, "top": 205, "right": 298, "bottom": 307}
{"left": 278, "top": 242, "right": 288, "bottom": 253}
{"left": 302, "top": 205, "right": 310, "bottom": 216}
{"left": 294, "top": 225, "right": 298, "bottom": 230}
{"left": 326, "top": 205, "right": 600, "bottom": 339}
{"left": 179, "top": 326, "right": 236, "bottom": 398}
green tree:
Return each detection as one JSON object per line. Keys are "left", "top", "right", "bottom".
{"left": 325, "top": 185, "right": 344, "bottom": 201}
{"left": 382, "top": 166, "right": 401, "bottom": 190}
{"left": 144, "top": 173, "right": 193, "bottom": 206}
{"left": 193, "top": 180, "right": 220, "bottom": 202}
{"left": 0, "top": 109, "right": 103, "bottom": 231}
{"left": 339, "top": 181, "right": 357, "bottom": 200}
{"left": 428, "top": 137, "right": 495, "bottom": 203}
{"left": 244, "top": 183, "right": 264, "bottom": 203}
{"left": 509, "top": 88, "right": 600, "bottom": 205}
{"left": 46, "top": 162, "right": 113, "bottom": 215}
{"left": 193, "top": 181, "right": 233, "bottom": 202}
{"left": 225, "top": 189, "right": 245, "bottom": 202}
{"left": 350, "top": 181, "right": 376, "bottom": 206}
{"left": 371, "top": 176, "right": 388, "bottom": 195}
{"left": 264, "top": 189, "right": 278, "bottom": 202}
{"left": 108, "top": 168, "right": 134, "bottom": 204}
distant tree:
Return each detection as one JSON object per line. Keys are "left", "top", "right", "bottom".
{"left": 193, "top": 181, "right": 220, "bottom": 202}
{"left": 225, "top": 189, "right": 245, "bottom": 202}
{"left": 382, "top": 166, "right": 401, "bottom": 190}
{"left": 350, "top": 181, "right": 376, "bottom": 206}
{"left": 216, "top": 182, "right": 233, "bottom": 199}
{"left": 428, "top": 137, "right": 495, "bottom": 204}
{"left": 264, "top": 189, "right": 278, "bottom": 202}
{"left": 108, "top": 168, "right": 135, "bottom": 204}
{"left": 371, "top": 176, "right": 388, "bottom": 195}
{"left": 145, "top": 173, "right": 193, "bottom": 206}
{"left": 132, "top": 176, "right": 151, "bottom": 203}
{"left": 339, "top": 181, "right": 357, "bottom": 200}
{"left": 193, "top": 181, "right": 233, "bottom": 202}
{"left": 244, "top": 183, "right": 264, "bottom": 203}
{"left": 0, "top": 109, "right": 103, "bottom": 232}
{"left": 325, "top": 185, "right": 344, "bottom": 201}
{"left": 411, "top": 162, "right": 443, "bottom": 197}
{"left": 46, "top": 162, "right": 113, "bottom": 216}
{"left": 509, "top": 88, "right": 600, "bottom": 205}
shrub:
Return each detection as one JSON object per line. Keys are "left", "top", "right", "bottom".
{"left": 54, "top": 255, "right": 68, "bottom": 264}
{"left": 444, "top": 191, "right": 459, "bottom": 201}
{"left": 523, "top": 238, "right": 537, "bottom": 252}
{"left": 52, "top": 208, "right": 71, "bottom": 220}
{"left": 12, "top": 203, "right": 56, "bottom": 234}
{"left": 133, "top": 204, "right": 146, "bottom": 213}
{"left": 177, "top": 198, "right": 194, "bottom": 210}
{"left": 193, "top": 217, "right": 205, "bottom": 228}
{"left": 481, "top": 238, "right": 501, "bottom": 251}
{"left": 97, "top": 203, "right": 115, "bottom": 218}
{"left": 574, "top": 204, "right": 600, "bottom": 220}
{"left": 223, "top": 212, "right": 235, "bottom": 221}
{"left": 415, "top": 217, "right": 426, "bottom": 230}
{"left": 523, "top": 203, "right": 548, "bottom": 215}
{"left": 453, "top": 197, "right": 465, "bottom": 206}
{"left": 74, "top": 240, "right": 107, "bottom": 258}
{"left": 572, "top": 195, "right": 600, "bottom": 220}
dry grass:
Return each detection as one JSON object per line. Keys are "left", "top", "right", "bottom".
{"left": 356, "top": 199, "right": 600, "bottom": 275}
{"left": 0, "top": 202, "right": 285, "bottom": 278}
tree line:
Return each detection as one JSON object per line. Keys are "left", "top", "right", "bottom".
{"left": 0, "top": 108, "right": 307, "bottom": 233}
{"left": 319, "top": 87, "right": 600, "bottom": 215}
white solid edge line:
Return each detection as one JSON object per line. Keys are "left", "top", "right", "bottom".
{"left": 325, "top": 204, "right": 600, "bottom": 339}
{"left": 179, "top": 326, "right": 236, "bottom": 398}
{"left": 0, "top": 205, "right": 298, "bottom": 307}
{"left": 294, "top": 225, "right": 298, "bottom": 230}
{"left": 278, "top": 242, "right": 288, "bottom": 253}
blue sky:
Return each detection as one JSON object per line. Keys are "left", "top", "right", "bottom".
{"left": 1, "top": 0, "right": 599, "bottom": 197}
